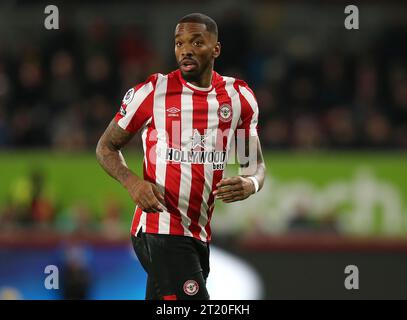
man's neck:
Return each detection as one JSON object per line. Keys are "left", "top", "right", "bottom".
{"left": 187, "top": 68, "right": 213, "bottom": 88}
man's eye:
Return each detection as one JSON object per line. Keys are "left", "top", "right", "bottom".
{"left": 194, "top": 41, "right": 202, "bottom": 47}
{"left": 176, "top": 42, "right": 182, "bottom": 47}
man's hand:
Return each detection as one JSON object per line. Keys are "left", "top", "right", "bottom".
{"left": 124, "top": 177, "right": 165, "bottom": 213}
{"left": 213, "top": 176, "right": 256, "bottom": 203}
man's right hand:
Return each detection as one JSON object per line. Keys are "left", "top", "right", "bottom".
{"left": 125, "top": 178, "right": 165, "bottom": 213}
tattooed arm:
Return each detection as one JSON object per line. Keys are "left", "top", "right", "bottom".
{"left": 96, "top": 120, "right": 164, "bottom": 212}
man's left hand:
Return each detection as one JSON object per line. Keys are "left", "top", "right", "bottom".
{"left": 213, "top": 176, "right": 256, "bottom": 203}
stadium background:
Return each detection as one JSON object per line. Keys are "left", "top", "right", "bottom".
{"left": 0, "top": 0, "right": 406, "bottom": 299}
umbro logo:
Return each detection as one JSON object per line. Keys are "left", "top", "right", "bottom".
{"left": 167, "top": 106, "right": 180, "bottom": 117}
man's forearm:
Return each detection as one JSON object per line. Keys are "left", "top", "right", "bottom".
{"left": 239, "top": 136, "right": 266, "bottom": 192}
{"left": 241, "top": 161, "right": 266, "bottom": 192}
{"left": 249, "top": 162, "right": 266, "bottom": 191}
{"left": 96, "top": 139, "right": 140, "bottom": 189}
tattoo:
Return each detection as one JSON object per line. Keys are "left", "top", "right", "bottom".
{"left": 96, "top": 120, "right": 137, "bottom": 187}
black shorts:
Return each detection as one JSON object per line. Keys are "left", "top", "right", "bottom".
{"left": 131, "top": 231, "right": 210, "bottom": 300}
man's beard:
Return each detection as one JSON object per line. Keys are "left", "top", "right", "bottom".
{"left": 179, "top": 60, "right": 210, "bottom": 84}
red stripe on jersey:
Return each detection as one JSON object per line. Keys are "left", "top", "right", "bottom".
{"left": 163, "top": 295, "right": 177, "bottom": 300}
{"left": 187, "top": 91, "right": 209, "bottom": 240}
{"left": 130, "top": 207, "right": 143, "bottom": 235}
{"left": 164, "top": 75, "right": 184, "bottom": 236}
{"left": 145, "top": 213, "right": 159, "bottom": 233}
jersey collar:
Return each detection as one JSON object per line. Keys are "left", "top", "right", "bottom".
{"left": 177, "top": 69, "right": 216, "bottom": 93}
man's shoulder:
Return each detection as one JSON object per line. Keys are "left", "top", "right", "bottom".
{"left": 215, "top": 73, "right": 258, "bottom": 108}
{"left": 143, "top": 72, "right": 162, "bottom": 85}
{"left": 127, "top": 73, "right": 160, "bottom": 91}
{"left": 214, "top": 71, "right": 251, "bottom": 91}
{"left": 129, "top": 71, "right": 176, "bottom": 90}
{"left": 148, "top": 70, "right": 181, "bottom": 86}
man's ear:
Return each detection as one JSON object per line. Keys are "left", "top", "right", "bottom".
{"left": 213, "top": 42, "right": 221, "bottom": 59}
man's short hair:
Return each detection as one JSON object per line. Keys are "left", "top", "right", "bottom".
{"left": 178, "top": 13, "right": 218, "bottom": 37}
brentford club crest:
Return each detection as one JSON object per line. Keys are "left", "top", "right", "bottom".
{"left": 183, "top": 280, "right": 199, "bottom": 296}
{"left": 217, "top": 104, "right": 232, "bottom": 122}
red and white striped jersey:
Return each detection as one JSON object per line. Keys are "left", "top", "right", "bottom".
{"left": 114, "top": 69, "right": 258, "bottom": 242}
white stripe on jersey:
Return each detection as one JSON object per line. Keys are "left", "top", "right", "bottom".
{"left": 198, "top": 90, "right": 219, "bottom": 241}
{"left": 154, "top": 74, "right": 170, "bottom": 234}
{"left": 139, "top": 209, "right": 146, "bottom": 234}
{"left": 178, "top": 85, "right": 194, "bottom": 237}
{"left": 118, "top": 81, "right": 154, "bottom": 130}
{"left": 239, "top": 85, "right": 259, "bottom": 136}
{"left": 141, "top": 126, "right": 148, "bottom": 171}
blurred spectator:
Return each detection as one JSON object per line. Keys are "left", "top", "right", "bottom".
{"left": 54, "top": 201, "right": 97, "bottom": 235}
{"left": 262, "top": 118, "right": 290, "bottom": 149}
{"left": 117, "top": 24, "right": 160, "bottom": 90}
{"left": 17, "top": 54, "right": 44, "bottom": 104}
{"left": 287, "top": 203, "right": 315, "bottom": 233}
{"left": 52, "top": 102, "right": 87, "bottom": 150}
{"left": 363, "top": 112, "right": 392, "bottom": 148}
{"left": 323, "top": 106, "right": 357, "bottom": 148}
{"left": 61, "top": 246, "right": 91, "bottom": 300}
{"left": 0, "top": 108, "right": 10, "bottom": 147}
{"left": 48, "top": 51, "right": 81, "bottom": 108}
{"left": 5, "top": 168, "right": 55, "bottom": 229}
{"left": 29, "top": 169, "right": 55, "bottom": 228}
{"left": 217, "top": 7, "right": 253, "bottom": 78}
{"left": 0, "top": 204, "right": 20, "bottom": 232}
{"left": 287, "top": 203, "right": 339, "bottom": 234}
{"left": 100, "top": 198, "right": 126, "bottom": 239}
{"left": 292, "top": 114, "right": 324, "bottom": 149}
{"left": 84, "top": 54, "right": 114, "bottom": 98}
{"left": 71, "top": 202, "right": 98, "bottom": 235}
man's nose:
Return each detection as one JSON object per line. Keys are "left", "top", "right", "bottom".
{"left": 181, "top": 44, "right": 194, "bottom": 57}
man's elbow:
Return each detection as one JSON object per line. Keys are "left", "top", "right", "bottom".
{"left": 95, "top": 136, "right": 106, "bottom": 163}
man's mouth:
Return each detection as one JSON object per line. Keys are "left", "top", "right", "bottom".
{"left": 180, "top": 59, "right": 198, "bottom": 72}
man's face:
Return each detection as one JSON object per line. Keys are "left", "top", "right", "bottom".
{"left": 175, "top": 22, "right": 220, "bottom": 83}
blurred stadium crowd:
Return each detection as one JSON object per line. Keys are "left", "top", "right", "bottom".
{"left": 0, "top": 7, "right": 406, "bottom": 151}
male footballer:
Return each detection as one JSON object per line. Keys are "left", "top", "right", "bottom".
{"left": 96, "top": 13, "right": 266, "bottom": 300}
